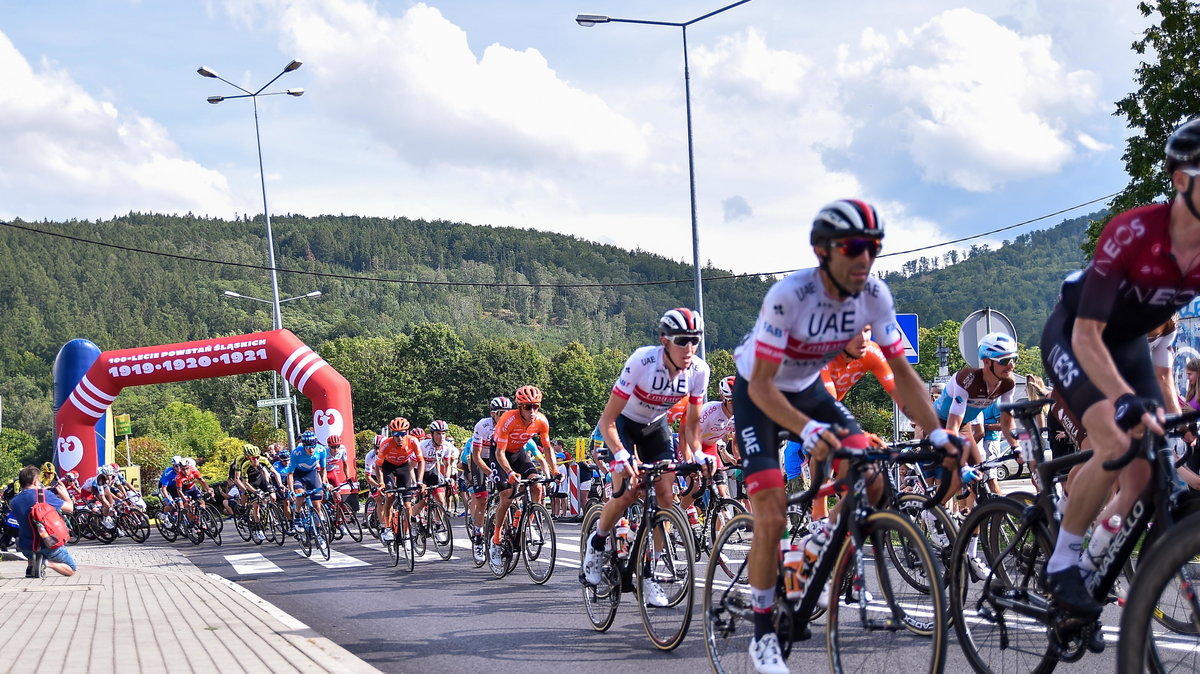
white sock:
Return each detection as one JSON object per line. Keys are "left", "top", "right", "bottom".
{"left": 1047, "top": 529, "right": 1084, "bottom": 574}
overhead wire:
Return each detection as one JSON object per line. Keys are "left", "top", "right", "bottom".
{"left": 0, "top": 192, "right": 1115, "bottom": 289}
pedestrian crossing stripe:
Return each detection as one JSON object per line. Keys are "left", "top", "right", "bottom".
{"left": 295, "top": 548, "right": 370, "bottom": 569}
{"left": 225, "top": 552, "right": 284, "bottom": 574}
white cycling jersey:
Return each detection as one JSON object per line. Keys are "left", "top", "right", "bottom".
{"left": 472, "top": 417, "right": 495, "bottom": 459}
{"left": 734, "top": 268, "right": 904, "bottom": 392}
{"left": 613, "top": 345, "right": 710, "bottom": 424}
{"left": 1149, "top": 328, "right": 1175, "bottom": 369}
{"left": 363, "top": 449, "right": 378, "bottom": 476}
{"left": 699, "top": 400, "right": 735, "bottom": 447}
{"left": 418, "top": 438, "right": 455, "bottom": 467}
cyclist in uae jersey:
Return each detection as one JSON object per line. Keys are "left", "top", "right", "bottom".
{"left": 376, "top": 417, "right": 423, "bottom": 543}
{"left": 489, "top": 386, "right": 557, "bottom": 565}
{"left": 1039, "top": 117, "right": 1200, "bottom": 621}
{"left": 680, "top": 375, "right": 738, "bottom": 518}
{"left": 731, "top": 200, "right": 956, "bottom": 672}
{"left": 581, "top": 308, "right": 709, "bottom": 601}
{"left": 415, "top": 420, "right": 454, "bottom": 520}
{"left": 466, "top": 396, "right": 511, "bottom": 562}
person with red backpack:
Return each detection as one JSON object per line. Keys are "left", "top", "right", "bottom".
{"left": 8, "top": 465, "right": 76, "bottom": 577}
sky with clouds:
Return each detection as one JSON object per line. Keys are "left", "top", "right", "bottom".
{"left": 0, "top": 0, "right": 1154, "bottom": 277}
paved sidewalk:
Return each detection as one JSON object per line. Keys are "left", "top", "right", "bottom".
{"left": 0, "top": 545, "right": 381, "bottom": 674}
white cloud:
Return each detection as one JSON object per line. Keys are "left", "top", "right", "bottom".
{"left": 0, "top": 31, "right": 234, "bottom": 220}
{"left": 837, "top": 8, "right": 1102, "bottom": 192}
{"left": 250, "top": 0, "right": 650, "bottom": 171}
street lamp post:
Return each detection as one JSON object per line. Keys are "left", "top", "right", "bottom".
{"left": 577, "top": 1, "right": 753, "bottom": 358}
{"left": 221, "top": 290, "right": 322, "bottom": 435}
{"left": 200, "top": 59, "right": 305, "bottom": 447}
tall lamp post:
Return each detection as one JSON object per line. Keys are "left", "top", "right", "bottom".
{"left": 221, "top": 290, "right": 322, "bottom": 437}
{"left": 577, "top": 0, "right": 752, "bottom": 358}
{"left": 200, "top": 59, "right": 305, "bottom": 447}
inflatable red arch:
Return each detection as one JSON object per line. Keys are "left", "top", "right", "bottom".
{"left": 54, "top": 330, "right": 356, "bottom": 482}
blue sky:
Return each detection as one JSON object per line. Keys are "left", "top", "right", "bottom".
{"left": 0, "top": 0, "right": 1153, "bottom": 275}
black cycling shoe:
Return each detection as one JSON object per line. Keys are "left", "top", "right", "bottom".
{"left": 1046, "top": 567, "right": 1103, "bottom": 620}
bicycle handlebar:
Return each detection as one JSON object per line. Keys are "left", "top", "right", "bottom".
{"left": 1102, "top": 407, "right": 1200, "bottom": 471}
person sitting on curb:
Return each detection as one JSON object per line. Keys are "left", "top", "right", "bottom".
{"left": 8, "top": 465, "right": 76, "bottom": 577}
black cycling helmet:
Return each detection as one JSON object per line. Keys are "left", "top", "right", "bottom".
{"left": 1166, "top": 116, "right": 1200, "bottom": 174}
{"left": 810, "top": 199, "right": 884, "bottom": 246}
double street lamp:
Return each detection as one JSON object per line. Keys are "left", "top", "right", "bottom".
{"left": 200, "top": 59, "right": 305, "bottom": 447}
{"left": 577, "top": 0, "right": 753, "bottom": 358}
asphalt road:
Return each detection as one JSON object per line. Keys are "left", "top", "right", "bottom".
{"left": 103, "top": 482, "right": 1187, "bottom": 674}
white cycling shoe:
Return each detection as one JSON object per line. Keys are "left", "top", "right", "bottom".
{"left": 749, "top": 633, "right": 789, "bottom": 674}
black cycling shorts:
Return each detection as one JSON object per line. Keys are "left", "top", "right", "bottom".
{"left": 504, "top": 450, "right": 540, "bottom": 479}
{"left": 381, "top": 462, "right": 414, "bottom": 490}
{"left": 421, "top": 469, "right": 442, "bottom": 488}
{"left": 614, "top": 414, "right": 674, "bottom": 464}
{"left": 732, "top": 374, "right": 861, "bottom": 494}
{"left": 291, "top": 470, "right": 322, "bottom": 495}
{"left": 1040, "top": 303, "right": 1162, "bottom": 420}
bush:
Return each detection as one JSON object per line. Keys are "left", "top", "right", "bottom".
{"left": 143, "top": 494, "right": 162, "bottom": 518}
{"left": 199, "top": 437, "right": 247, "bottom": 484}
{"left": 121, "top": 437, "right": 170, "bottom": 489}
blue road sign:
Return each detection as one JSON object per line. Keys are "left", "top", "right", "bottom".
{"left": 896, "top": 313, "right": 919, "bottom": 364}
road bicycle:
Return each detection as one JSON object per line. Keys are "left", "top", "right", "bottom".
{"left": 680, "top": 472, "right": 749, "bottom": 560}
{"left": 175, "top": 492, "right": 222, "bottom": 546}
{"left": 324, "top": 483, "right": 364, "bottom": 543}
{"left": 111, "top": 493, "right": 150, "bottom": 543}
{"left": 231, "top": 489, "right": 277, "bottom": 545}
{"left": 409, "top": 484, "right": 454, "bottom": 562}
{"left": 485, "top": 475, "right": 557, "bottom": 584}
{"left": 951, "top": 398, "right": 1200, "bottom": 673}
{"left": 580, "top": 460, "right": 701, "bottom": 651}
{"left": 705, "top": 439, "right": 956, "bottom": 673}
{"left": 291, "top": 487, "right": 331, "bottom": 561}
{"left": 383, "top": 485, "right": 420, "bottom": 572}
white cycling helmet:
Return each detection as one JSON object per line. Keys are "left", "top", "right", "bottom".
{"left": 183, "top": 457, "right": 197, "bottom": 468}
{"left": 978, "top": 332, "right": 1018, "bottom": 362}
{"left": 718, "top": 375, "right": 735, "bottom": 400}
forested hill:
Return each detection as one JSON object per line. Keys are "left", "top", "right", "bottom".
{"left": 883, "top": 211, "right": 1096, "bottom": 345}
{"left": 0, "top": 212, "right": 774, "bottom": 369}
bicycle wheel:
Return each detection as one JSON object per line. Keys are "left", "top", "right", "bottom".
{"left": 66, "top": 512, "right": 80, "bottom": 545}
{"left": 93, "top": 513, "right": 118, "bottom": 544}
{"left": 155, "top": 510, "right": 179, "bottom": 542}
{"left": 386, "top": 513, "right": 401, "bottom": 568}
{"left": 485, "top": 512, "right": 512, "bottom": 579}
{"left": 413, "top": 513, "right": 429, "bottom": 558}
{"left": 635, "top": 505, "right": 695, "bottom": 651}
{"left": 123, "top": 511, "right": 151, "bottom": 544}
{"left": 522, "top": 503, "right": 555, "bottom": 584}
{"left": 430, "top": 503, "right": 454, "bottom": 561}
{"left": 204, "top": 504, "right": 225, "bottom": 533}
{"left": 311, "top": 510, "right": 331, "bottom": 561}
{"left": 705, "top": 498, "right": 748, "bottom": 559}
{"left": 200, "top": 507, "right": 222, "bottom": 546}
{"left": 896, "top": 493, "right": 956, "bottom": 582}
{"left": 1119, "top": 513, "right": 1200, "bottom": 673}
{"left": 827, "top": 509, "right": 947, "bottom": 674}
{"left": 579, "top": 505, "right": 621, "bottom": 632}
{"left": 265, "top": 503, "right": 288, "bottom": 546}
{"left": 340, "top": 503, "right": 364, "bottom": 543}
{"left": 703, "top": 513, "right": 757, "bottom": 673}
{"left": 401, "top": 514, "right": 416, "bottom": 573}
{"left": 180, "top": 510, "right": 204, "bottom": 545}
{"left": 234, "top": 510, "right": 252, "bottom": 542}
{"left": 365, "top": 497, "right": 380, "bottom": 539}
{"left": 950, "top": 498, "right": 1058, "bottom": 674}
{"left": 75, "top": 511, "right": 98, "bottom": 541}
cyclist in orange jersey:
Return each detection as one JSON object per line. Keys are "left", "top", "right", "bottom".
{"left": 491, "top": 386, "right": 559, "bottom": 566}
{"left": 376, "top": 417, "right": 424, "bottom": 543}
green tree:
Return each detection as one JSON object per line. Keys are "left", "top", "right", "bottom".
{"left": 705, "top": 348, "right": 736, "bottom": 400}
{"left": 0, "top": 428, "right": 37, "bottom": 482}
{"left": 200, "top": 436, "right": 247, "bottom": 484}
{"left": 914, "top": 320, "right": 968, "bottom": 381}
{"left": 122, "top": 436, "right": 170, "bottom": 490}
{"left": 545, "top": 342, "right": 605, "bottom": 436}
{"left": 144, "top": 401, "right": 226, "bottom": 459}
{"left": 1083, "top": 0, "right": 1200, "bottom": 257}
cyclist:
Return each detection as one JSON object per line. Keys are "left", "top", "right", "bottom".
{"left": 81, "top": 465, "right": 119, "bottom": 529}
{"left": 235, "top": 444, "right": 274, "bottom": 543}
{"left": 731, "top": 200, "right": 955, "bottom": 672}
{"left": 930, "top": 332, "right": 1022, "bottom": 505}
{"left": 469, "top": 397, "right": 511, "bottom": 562}
{"left": 1040, "top": 117, "right": 1200, "bottom": 621}
{"left": 364, "top": 435, "right": 383, "bottom": 492}
{"left": 416, "top": 420, "right": 454, "bottom": 522}
{"left": 282, "top": 430, "right": 329, "bottom": 533}
{"left": 820, "top": 324, "right": 897, "bottom": 400}
{"left": 492, "top": 386, "right": 558, "bottom": 566}
{"left": 377, "top": 417, "right": 423, "bottom": 543}
{"left": 581, "top": 308, "right": 709, "bottom": 606}
{"left": 175, "top": 458, "right": 214, "bottom": 526}
{"left": 680, "top": 374, "right": 738, "bottom": 524}
{"left": 158, "top": 456, "right": 184, "bottom": 522}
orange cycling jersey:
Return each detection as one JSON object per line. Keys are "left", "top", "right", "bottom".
{"left": 376, "top": 435, "right": 420, "bottom": 466}
{"left": 820, "top": 340, "right": 896, "bottom": 401}
{"left": 494, "top": 409, "right": 551, "bottom": 454}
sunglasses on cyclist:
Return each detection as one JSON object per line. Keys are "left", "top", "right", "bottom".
{"left": 520, "top": 404, "right": 540, "bottom": 411}
{"left": 669, "top": 335, "right": 701, "bottom": 347}
{"left": 991, "top": 357, "right": 1016, "bottom": 366}
{"left": 391, "top": 430, "right": 408, "bottom": 437}
{"left": 832, "top": 237, "right": 882, "bottom": 258}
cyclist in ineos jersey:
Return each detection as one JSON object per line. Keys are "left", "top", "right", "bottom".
{"left": 1040, "top": 117, "right": 1200, "bottom": 621}
{"left": 732, "top": 200, "right": 957, "bottom": 673}
{"left": 581, "top": 308, "right": 709, "bottom": 606}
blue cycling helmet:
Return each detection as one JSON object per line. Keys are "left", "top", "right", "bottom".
{"left": 978, "top": 332, "right": 1018, "bottom": 362}
{"left": 300, "top": 430, "right": 319, "bottom": 446}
